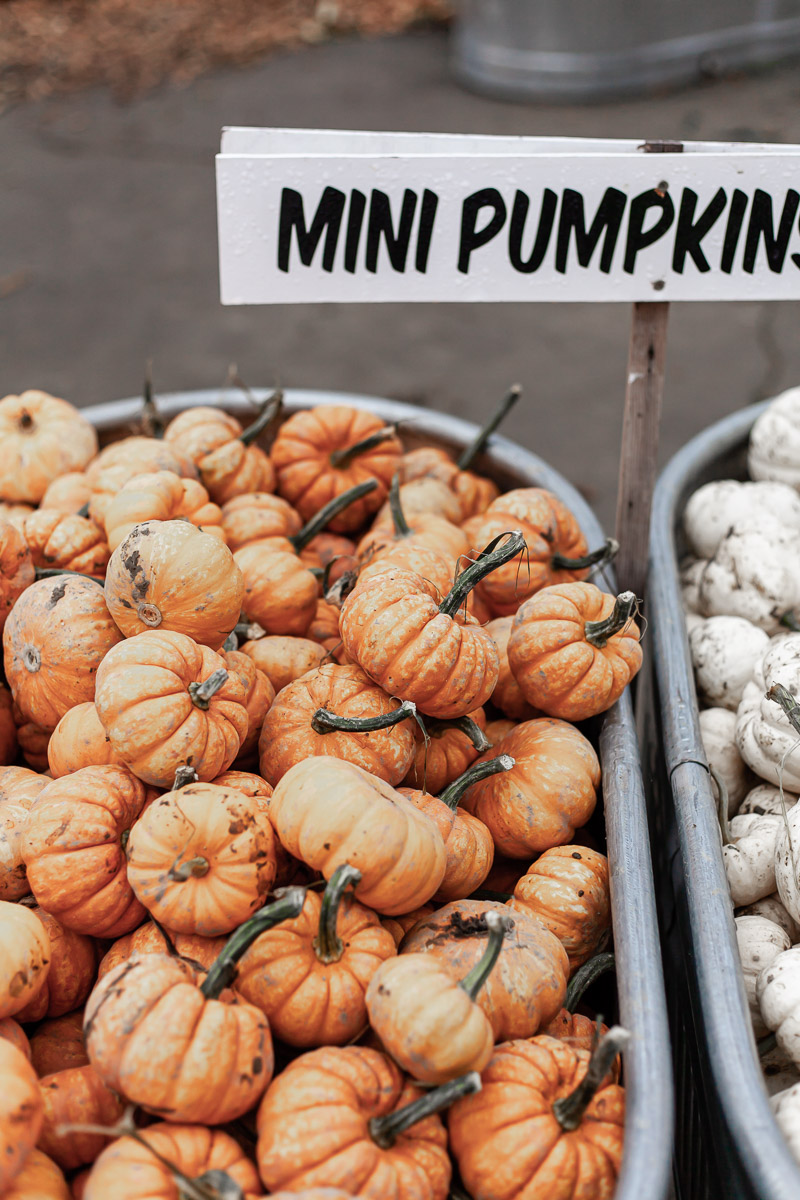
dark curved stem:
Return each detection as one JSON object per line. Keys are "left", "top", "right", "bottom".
{"left": 314, "top": 863, "right": 362, "bottom": 963}
{"left": 584, "top": 592, "right": 638, "bottom": 648}
{"left": 34, "top": 567, "right": 95, "bottom": 579}
{"left": 439, "top": 531, "right": 526, "bottom": 618}
{"left": 329, "top": 424, "right": 398, "bottom": 469}
{"left": 758, "top": 1031, "right": 778, "bottom": 1057}
{"left": 173, "top": 765, "right": 199, "bottom": 790}
{"left": 201, "top": 888, "right": 307, "bottom": 998}
{"left": 566, "top": 952, "right": 616, "bottom": 1013}
{"left": 290, "top": 480, "right": 378, "bottom": 552}
{"left": 781, "top": 611, "right": 800, "bottom": 633}
{"left": 438, "top": 754, "right": 515, "bottom": 811}
{"left": 77, "top": 501, "right": 91, "bottom": 518}
{"left": 552, "top": 1025, "right": 631, "bottom": 1131}
{"left": 222, "top": 631, "right": 238, "bottom": 652}
{"left": 239, "top": 390, "right": 283, "bottom": 446}
{"left": 387, "top": 472, "right": 411, "bottom": 537}
{"left": 169, "top": 855, "right": 209, "bottom": 882}
{"left": 551, "top": 537, "right": 619, "bottom": 573}
{"left": 311, "top": 698, "right": 416, "bottom": 736}
{"left": 457, "top": 384, "right": 521, "bottom": 471}
{"left": 430, "top": 715, "right": 492, "bottom": 754}
{"left": 711, "top": 764, "right": 730, "bottom": 846}
{"left": 459, "top": 911, "right": 510, "bottom": 999}
{"left": 234, "top": 620, "right": 266, "bottom": 641}
{"left": 140, "top": 362, "right": 165, "bottom": 438}
{"left": 368, "top": 1072, "right": 481, "bottom": 1149}
{"left": 767, "top": 683, "right": 800, "bottom": 737}
{"left": 188, "top": 668, "right": 229, "bottom": 710}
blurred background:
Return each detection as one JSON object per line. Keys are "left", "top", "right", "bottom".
{"left": 2, "top": 0, "right": 800, "bottom": 528}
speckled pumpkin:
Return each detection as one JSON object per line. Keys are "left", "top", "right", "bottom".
{"left": 0, "top": 521, "right": 34, "bottom": 634}
{"left": 509, "top": 845, "right": 611, "bottom": 970}
{"left": 485, "top": 616, "right": 539, "bottom": 720}
{"left": 13, "top": 908, "right": 96, "bottom": 1022}
{"left": 103, "top": 470, "right": 224, "bottom": 552}
{"left": 47, "top": 702, "right": 122, "bottom": 777}
{"left": 240, "top": 635, "right": 328, "bottom": 695}
{"left": 0, "top": 766, "right": 49, "bottom": 900}
{"left": 0, "top": 1040, "right": 44, "bottom": 1191}
{"left": 0, "top": 901, "right": 51, "bottom": 1020}
{"left": 0, "top": 392, "right": 97, "bottom": 505}
{"left": 22, "top": 510, "right": 109, "bottom": 577}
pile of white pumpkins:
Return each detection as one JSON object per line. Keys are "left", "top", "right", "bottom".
{"left": 681, "top": 386, "right": 800, "bottom": 1163}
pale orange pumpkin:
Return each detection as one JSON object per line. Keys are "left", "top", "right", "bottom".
{"left": 104, "top": 520, "right": 244, "bottom": 649}
{"left": 509, "top": 845, "right": 611, "bottom": 970}
{"left": 0, "top": 521, "right": 34, "bottom": 633}
{"left": 0, "top": 901, "right": 51, "bottom": 1020}
{"left": 222, "top": 649, "right": 275, "bottom": 759}
{"left": 3, "top": 575, "right": 123, "bottom": 731}
{"left": 221, "top": 491, "right": 302, "bottom": 552}
{"left": 0, "top": 1018, "right": 31, "bottom": 1061}
{"left": 94, "top": 630, "right": 249, "bottom": 787}
{"left": 125, "top": 780, "right": 278, "bottom": 936}
{"left": 22, "top": 510, "right": 109, "bottom": 577}
{"left": 13, "top": 908, "right": 96, "bottom": 1022}
{"left": 103, "top": 470, "right": 224, "bottom": 552}
{"left": 163, "top": 404, "right": 244, "bottom": 464}
{"left": 0, "top": 1039, "right": 44, "bottom": 1191}
{"left": 85, "top": 436, "right": 196, "bottom": 527}
{"left": 22, "top": 765, "right": 148, "bottom": 937}
{"left": 190, "top": 401, "right": 277, "bottom": 505}
{"left": 357, "top": 472, "right": 469, "bottom": 564}
{"left": 240, "top": 634, "right": 327, "bottom": 694}
{"left": 39, "top": 473, "right": 92, "bottom": 517}
{"left": 399, "top": 447, "right": 500, "bottom": 520}
{"left": 402, "top": 707, "right": 489, "bottom": 794}
{"left": 47, "top": 702, "right": 122, "bottom": 777}
{"left": 374, "top": 476, "right": 464, "bottom": 525}
{"left": 258, "top": 663, "right": 417, "bottom": 788}
{"left": 485, "top": 616, "right": 539, "bottom": 720}
{"left": 234, "top": 540, "right": 319, "bottom": 638}
{"left": 4, "top": 1149, "right": 70, "bottom": 1200}
{"left": 0, "top": 766, "right": 49, "bottom": 901}
{"left": 0, "top": 392, "right": 97, "bottom": 504}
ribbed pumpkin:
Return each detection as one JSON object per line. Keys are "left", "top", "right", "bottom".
{"left": 83, "top": 1123, "right": 263, "bottom": 1200}
{"left": 256, "top": 1045, "right": 452, "bottom": 1198}
{"left": 4, "top": 1150, "right": 69, "bottom": 1200}
{"left": 485, "top": 616, "right": 539, "bottom": 720}
{"left": 357, "top": 541, "right": 454, "bottom": 598}
{"left": 272, "top": 406, "right": 401, "bottom": 531}
{"left": 103, "top": 470, "right": 224, "bottom": 552}
{"left": 22, "top": 511, "right": 109, "bottom": 577}
{"left": 509, "top": 845, "right": 611, "bottom": 970}
{"left": 269, "top": 757, "right": 446, "bottom": 915}
{"left": 0, "top": 901, "right": 51, "bottom": 1020}
{"left": 398, "top": 446, "right": 500, "bottom": 520}
{"left": 47, "top": 703, "right": 122, "bottom": 777}
{"left": 85, "top": 436, "right": 196, "bottom": 527}
{"left": 0, "top": 503, "right": 34, "bottom": 533}
{"left": 462, "top": 718, "right": 600, "bottom": 858}
{"left": 13, "top": 908, "right": 96, "bottom": 1022}
{"left": 0, "top": 1039, "right": 44, "bottom": 1191}
{"left": 104, "top": 520, "right": 244, "bottom": 649}
{"left": 94, "top": 630, "right": 249, "bottom": 787}
{"left": 221, "top": 490, "right": 302, "bottom": 551}
{"left": 508, "top": 583, "right": 642, "bottom": 721}
{"left": 402, "top": 708, "right": 489, "bottom": 794}
{"left": 37, "top": 1064, "right": 125, "bottom": 1170}
{"left": 163, "top": 404, "right": 244, "bottom": 463}
{"left": 3, "top": 576, "right": 123, "bottom": 730}
{"left": 381, "top": 905, "right": 436, "bottom": 948}
{"left": 234, "top": 540, "right": 319, "bottom": 638}
{"left": 97, "top": 922, "right": 226, "bottom": 981}
{"left": 449, "top": 1031, "right": 627, "bottom": 1200}
{"left": 189, "top": 406, "right": 277, "bottom": 504}
{"left": 0, "top": 766, "right": 49, "bottom": 900}
{"left": 125, "top": 781, "right": 278, "bottom": 936}
{"left": 374, "top": 476, "right": 464, "bottom": 525}
{"left": 0, "top": 521, "right": 34, "bottom": 633}
{"left": 400, "top": 900, "right": 568, "bottom": 1041}
{"left": 357, "top": 473, "right": 469, "bottom": 565}
{"left": 0, "top": 392, "right": 97, "bottom": 504}
{"left": 221, "top": 648, "right": 274, "bottom": 759}
{"left": 258, "top": 663, "right": 417, "bottom": 788}
{"left": 240, "top": 634, "right": 328, "bottom": 694}
{"left": 39, "top": 473, "right": 92, "bottom": 516}
{"left": 29, "top": 1011, "right": 89, "bottom": 1077}
{"left": 21, "top": 765, "right": 148, "bottom": 937}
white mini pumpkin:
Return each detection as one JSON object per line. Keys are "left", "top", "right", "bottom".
{"left": 737, "top": 915, "right": 791, "bottom": 1037}
{"left": 690, "top": 616, "right": 770, "bottom": 711}
{"left": 724, "top": 813, "right": 783, "bottom": 906}
{"left": 736, "top": 636, "right": 800, "bottom": 791}
{"left": 693, "top": 519, "right": 800, "bottom": 634}
{"left": 749, "top": 387, "right": 800, "bottom": 489}
{"left": 738, "top": 894, "right": 800, "bottom": 944}
{"left": 774, "top": 801, "right": 800, "bottom": 927}
{"left": 758, "top": 946, "right": 800, "bottom": 1064}
{"left": 684, "top": 479, "right": 800, "bottom": 558}
{"left": 681, "top": 557, "right": 705, "bottom": 615}
{"left": 739, "top": 783, "right": 800, "bottom": 818}
{"left": 701, "top": 707, "right": 757, "bottom": 816}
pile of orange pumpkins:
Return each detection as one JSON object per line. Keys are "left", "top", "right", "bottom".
{"left": 0, "top": 386, "right": 642, "bottom": 1200}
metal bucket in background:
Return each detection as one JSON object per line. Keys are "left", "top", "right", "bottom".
{"left": 85, "top": 387, "right": 673, "bottom": 1200}
{"left": 648, "top": 401, "right": 800, "bottom": 1199}
{"left": 451, "top": 0, "right": 800, "bottom": 102}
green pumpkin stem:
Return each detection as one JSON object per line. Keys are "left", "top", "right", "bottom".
{"left": 311, "top": 698, "right": 417, "bottom": 736}
{"left": 290, "top": 479, "right": 379, "bottom": 553}
{"left": 368, "top": 1071, "right": 482, "bottom": 1149}
{"left": 169, "top": 856, "right": 210, "bottom": 882}
{"left": 77, "top": 501, "right": 91, "bottom": 518}
{"left": 439, "top": 531, "right": 526, "bottom": 619}
{"left": 758, "top": 1031, "right": 778, "bottom": 1057}
{"left": 238, "top": 390, "right": 283, "bottom": 447}
{"left": 329, "top": 424, "right": 398, "bottom": 469}
{"left": 551, "top": 536, "right": 619, "bottom": 573}
{"left": 201, "top": 887, "right": 307, "bottom": 999}
{"left": 459, "top": 911, "right": 511, "bottom": 999}
{"left": 552, "top": 1024, "right": 631, "bottom": 1131}
{"left": 387, "top": 472, "right": 412, "bottom": 538}
{"left": 429, "top": 715, "right": 492, "bottom": 754}
{"left": 188, "top": 668, "right": 229, "bottom": 710}
{"left": 313, "top": 863, "right": 362, "bottom": 963}
{"left": 767, "top": 683, "right": 800, "bottom": 738}
{"left": 584, "top": 592, "right": 638, "bottom": 648}
{"left": 780, "top": 611, "right": 800, "bottom": 633}
{"left": 565, "top": 952, "right": 616, "bottom": 1013}
{"left": 438, "top": 754, "right": 515, "bottom": 812}
{"left": 456, "top": 384, "right": 521, "bottom": 471}
{"left": 234, "top": 620, "right": 266, "bottom": 642}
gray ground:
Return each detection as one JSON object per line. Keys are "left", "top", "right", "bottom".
{"left": 2, "top": 29, "right": 800, "bottom": 528}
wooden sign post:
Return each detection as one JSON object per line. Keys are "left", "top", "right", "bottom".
{"left": 216, "top": 128, "right": 800, "bottom": 599}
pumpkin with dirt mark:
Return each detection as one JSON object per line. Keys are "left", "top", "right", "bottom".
{"left": 23, "top": 510, "right": 109, "bottom": 578}
{"left": 13, "top": 908, "right": 96, "bottom": 1023}
{"left": 0, "top": 766, "right": 49, "bottom": 900}
{"left": 0, "top": 901, "right": 51, "bottom": 1021}
{"left": 0, "top": 1039, "right": 44, "bottom": 1191}
{"left": 509, "top": 845, "right": 611, "bottom": 971}
{"left": 0, "top": 392, "right": 97, "bottom": 505}
{"left": 103, "top": 470, "right": 224, "bottom": 553}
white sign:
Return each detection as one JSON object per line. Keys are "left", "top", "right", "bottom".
{"left": 216, "top": 131, "right": 800, "bottom": 304}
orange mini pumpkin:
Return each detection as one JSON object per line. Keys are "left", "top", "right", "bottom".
{"left": 13, "top": 908, "right": 96, "bottom": 1023}
{"left": 357, "top": 473, "right": 469, "bottom": 565}
{"left": 258, "top": 663, "right": 417, "bottom": 788}
{"left": 0, "top": 901, "right": 51, "bottom": 1020}
{"left": 3, "top": 575, "right": 123, "bottom": 731}
{"left": 0, "top": 766, "right": 49, "bottom": 900}
{"left": 221, "top": 491, "right": 302, "bottom": 551}
{"left": 85, "top": 436, "right": 196, "bottom": 527}
{"left": 22, "top": 765, "right": 148, "bottom": 937}
{"left": 5, "top": 1149, "right": 69, "bottom": 1200}
{"left": 39, "top": 473, "right": 92, "bottom": 516}
{"left": 22, "top": 510, "right": 109, "bottom": 577}
{"left": 0, "top": 1018, "right": 31, "bottom": 1061}
{"left": 236, "top": 862, "right": 397, "bottom": 1047}
{"left": 272, "top": 405, "right": 401, "bottom": 532}
{"left": 221, "top": 648, "right": 274, "bottom": 759}
{"left": 508, "top": 583, "right": 642, "bottom": 721}
{"left": 0, "top": 392, "right": 97, "bottom": 505}
{"left": 29, "top": 1011, "right": 89, "bottom": 1077}
{"left": 485, "top": 616, "right": 539, "bottom": 720}
{"left": 0, "top": 521, "right": 34, "bottom": 633}
{"left": 125, "top": 780, "right": 278, "bottom": 936}
{"left": 38, "top": 1064, "right": 125, "bottom": 1171}
{"left": 97, "top": 921, "right": 226, "bottom": 981}
{"left": 234, "top": 540, "right": 319, "bottom": 638}
{"left": 103, "top": 470, "right": 223, "bottom": 553}
{"left": 449, "top": 1029, "right": 628, "bottom": 1200}
{"left": 47, "top": 702, "right": 122, "bottom": 777}
{"left": 256, "top": 1044, "right": 456, "bottom": 1198}
{"left": 94, "top": 630, "right": 249, "bottom": 786}
{"left": 188, "top": 400, "right": 277, "bottom": 505}
{"left": 0, "top": 1039, "right": 43, "bottom": 1191}
{"left": 269, "top": 757, "right": 446, "bottom": 915}
{"left": 240, "top": 634, "right": 328, "bottom": 694}
{"left": 163, "top": 404, "right": 245, "bottom": 464}
{"left": 462, "top": 718, "right": 600, "bottom": 858}
{"left": 104, "top": 520, "right": 243, "bottom": 649}
{"left": 509, "top": 845, "right": 611, "bottom": 971}
{"left": 402, "top": 707, "right": 489, "bottom": 794}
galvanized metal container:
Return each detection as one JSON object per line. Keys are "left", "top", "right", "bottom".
{"left": 84, "top": 386, "right": 673, "bottom": 1200}
{"left": 452, "top": 0, "right": 800, "bottom": 101}
{"left": 648, "top": 400, "right": 800, "bottom": 1199}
